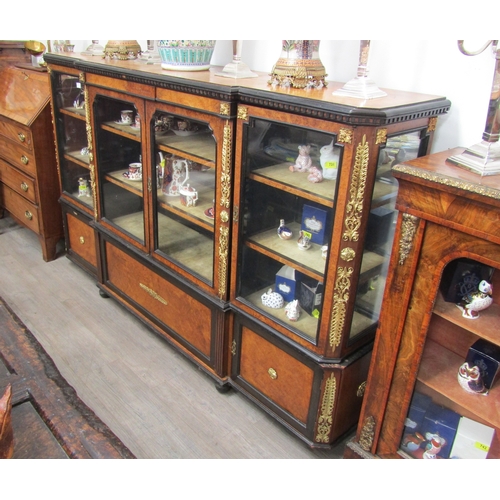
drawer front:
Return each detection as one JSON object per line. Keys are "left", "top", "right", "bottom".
{"left": 0, "top": 183, "right": 40, "bottom": 233}
{"left": 66, "top": 212, "right": 97, "bottom": 268}
{"left": 0, "top": 136, "right": 36, "bottom": 176}
{"left": 104, "top": 241, "right": 212, "bottom": 357}
{"left": 0, "top": 158, "right": 36, "bottom": 203}
{"left": 239, "top": 325, "right": 314, "bottom": 424}
{"left": 0, "top": 120, "right": 32, "bottom": 151}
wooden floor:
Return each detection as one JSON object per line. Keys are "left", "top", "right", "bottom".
{"left": 0, "top": 214, "right": 352, "bottom": 459}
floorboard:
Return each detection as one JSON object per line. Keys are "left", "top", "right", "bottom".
{"left": 0, "top": 215, "right": 352, "bottom": 459}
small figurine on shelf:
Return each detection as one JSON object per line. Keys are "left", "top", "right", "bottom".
{"left": 277, "top": 219, "right": 293, "bottom": 240}
{"left": 78, "top": 178, "right": 90, "bottom": 197}
{"left": 456, "top": 279, "right": 493, "bottom": 319}
{"left": 261, "top": 289, "right": 284, "bottom": 309}
{"left": 457, "top": 362, "right": 488, "bottom": 395}
{"left": 307, "top": 165, "right": 323, "bottom": 183}
{"left": 320, "top": 139, "right": 340, "bottom": 180}
{"left": 297, "top": 230, "right": 311, "bottom": 250}
{"left": 422, "top": 433, "right": 446, "bottom": 459}
{"left": 289, "top": 144, "right": 312, "bottom": 172}
{"left": 285, "top": 300, "right": 301, "bottom": 321}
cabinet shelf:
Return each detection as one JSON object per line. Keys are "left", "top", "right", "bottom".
{"left": 60, "top": 107, "right": 86, "bottom": 120}
{"left": 64, "top": 150, "right": 91, "bottom": 169}
{"left": 249, "top": 163, "right": 336, "bottom": 208}
{"left": 246, "top": 221, "right": 326, "bottom": 281}
{"left": 105, "top": 170, "right": 143, "bottom": 196}
{"left": 418, "top": 338, "right": 500, "bottom": 430}
{"left": 102, "top": 121, "right": 141, "bottom": 142}
{"left": 433, "top": 292, "right": 500, "bottom": 348}
{"left": 156, "top": 132, "right": 215, "bottom": 167}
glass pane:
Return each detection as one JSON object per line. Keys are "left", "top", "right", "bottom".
{"left": 93, "top": 96, "right": 144, "bottom": 245}
{"left": 237, "top": 117, "right": 341, "bottom": 343}
{"left": 152, "top": 111, "right": 216, "bottom": 285}
{"left": 52, "top": 74, "right": 93, "bottom": 210}
{"left": 349, "top": 131, "right": 423, "bottom": 342}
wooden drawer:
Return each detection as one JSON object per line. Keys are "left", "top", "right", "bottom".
{"left": 239, "top": 325, "right": 314, "bottom": 424}
{"left": 104, "top": 241, "right": 212, "bottom": 357}
{"left": 0, "top": 183, "right": 40, "bottom": 233}
{"left": 0, "top": 136, "right": 36, "bottom": 176}
{"left": 66, "top": 211, "right": 97, "bottom": 269}
{"left": 0, "top": 158, "right": 36, "bottom": 204}
{"left": 0, "top": 119, "right": 32, "bottom": 151}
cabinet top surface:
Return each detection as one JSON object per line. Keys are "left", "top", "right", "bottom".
{"left": 44, "top": 52, "right": 450, "bottom": 120}
{"left": 393, "top": 148, "right": 500, "bottom": 202}
{"left": 0, "top": 66, "right": 50, "bottom": 125}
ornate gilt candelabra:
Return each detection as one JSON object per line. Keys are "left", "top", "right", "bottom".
{"left": 448, "top": 40, "right": 500, "bottom": 176}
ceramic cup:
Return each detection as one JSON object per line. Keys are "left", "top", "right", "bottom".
{"left": 120, "top": 110, "right": 134, "bottom": 125}
{"left": 124, "top": 162, "right": 142, "bottom": 181}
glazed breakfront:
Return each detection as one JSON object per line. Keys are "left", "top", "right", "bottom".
{"left": 345, "top": 149, "right": 500, "bottom": 459}
{"left": 45, "top": 51, "right": 450, "bottom": 448}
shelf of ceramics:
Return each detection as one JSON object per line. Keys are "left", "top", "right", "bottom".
{"left": 105, "top": 169, "right": 144, "bottom": 197}
{"left": 101, "top": 121, "right": 141, "bottom": 142}
{"left": 156, "top": 212, "right": 214, "bottom": 282}
{"left": 64, "top": 149, "right": 91, "bottom": 170}
{"left": 249, "top": 163, "right": 336, "bottom": 208}
{"left": 417, "top": 338, "right": 500, "bottom": 430}
{"left": 157, "top": 168, "right": 215, "bottom": 232}
{"left": 433, "top": 292, "right": 500, "bottom": 348}
{"left": 156, "top": 131, "right": 216, "bottom": 168}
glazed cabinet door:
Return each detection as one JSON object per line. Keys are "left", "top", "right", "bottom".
{"left": 50, "top": 68, "right": 94, "bottom": 215}
{"left": 231, "top": 105, "right": 345, "bottom": 350}
{"left": 88, "top": 86, "right": 147, "bottom": 250}
{"left": 146, "top": 100, "right": 232, "bottom": 299}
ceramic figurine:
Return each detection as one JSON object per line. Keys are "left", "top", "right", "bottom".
{"left": 78, "top": 177, "right": 90, "bottom": 197}
{"left": 422, "top": 433, "right": 446, "bottom": 459}
{"left": 307, "top": 165, "right": 323, "bottom": 183}
{"left": 457, "top": 362, "right": 487, "bottom": 394}
{"left": 261, "top": 289, "right": 284, "bottom": 309}
{"left": 401, "top": 432, "right": 426, "bottom": 452}
{"left": 285, "top": 299, "right": 300, "bottom": 321}
{"left": 289, "top": 144, "right": 312, "bottom": 172}
{"left": 297, "top": 230, "right": 311, "bottom": 250}
{"left": 320, "top": 140, "right": 340, "bottom": 180}
{"left": 457, "top": 279, "right": 493, "bottom": 319}
{"left": 321, "top": 245, "right": 328, "bottom": 260}
{"left": 277, "top": 219, "right": 293, "bottom": 240}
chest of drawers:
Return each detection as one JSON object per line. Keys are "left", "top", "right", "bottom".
{"left": 0, "top": 66, "right": 63, "bottom": 261}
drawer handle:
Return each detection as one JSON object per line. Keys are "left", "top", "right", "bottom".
{"left": 18, "top": 133, "right": 26, "bottom": 143}
{"left": 21, "top": 155, "right": 29, "bottom": 165}
{"left": 268, "top": 368, "right": 278, "bottom": 380}
{"left": 25, "top": 210, "right": 33, "bottom": 221}
{"left": 79, "top": 236, "right": 85, "bottom": 244}
{"left": 140, "top": 283, "right": 168, "bottom": 305}
{"left": 20, "top": 182, "right": 29, "bottom": 192}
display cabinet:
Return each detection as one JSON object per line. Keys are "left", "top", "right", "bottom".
{"left": 345, "top": 149, "right": 500, "bottom": 459}
{"left": 0, "top": 65, "right": 63, "bottom": 261}
{"left": 45, "top": 51, "right": 450, "bottom": 447}
{"left": 49, "top": 66, "right": 97, "bottom": 274}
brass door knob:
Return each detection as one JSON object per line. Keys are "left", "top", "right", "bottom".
{"left": 20, "top": 182, "right": 29, "bottom": 192}
{"left": 21, "top": 155, "right": 29, "bottom": 165}
{"left": 24, "top": 210, "right": 33, "bottom": 220}
{"left": 268, "top": 368, "right": 278, "bottom": 380}
{"left": 18, "top": 133, "right": 26, "bottom": 143}
{"left": 79, "top": 236, "right": 85, "bottom": 244}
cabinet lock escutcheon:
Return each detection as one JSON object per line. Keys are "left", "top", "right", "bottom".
{"left": 21, "top": 155, "right": 29, "bottom": 165}
{"left": 24, "top": 210, "right": 33, "bottom": 221}
{"left": 79, "top": 236, "right": 85, "bottom": 244}
{"left": 268, "top": 368, "right": 278, "bottom": 380}
{"left": 18, "top": 132, "right": 26, "bottom": 143}
{"left": 20, "top": 182, "right": 29, "bottom": 192}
